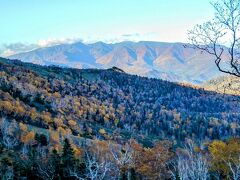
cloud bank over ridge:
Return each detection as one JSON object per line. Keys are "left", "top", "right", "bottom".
{"left": 0, "top": 33, "right": 159, "bottom": 57}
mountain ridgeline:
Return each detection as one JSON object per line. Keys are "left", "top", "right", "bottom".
{"left": 0, "top": 57, "right": 239, "bottom": 146}
{"left": 9, "top": 41, "right": 225, "bottom": 84}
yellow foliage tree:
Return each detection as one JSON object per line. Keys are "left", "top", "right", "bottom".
{"left": 15, "top": 100, "right": 25, "bottom": 116}
{"left": 209, "top": 139, "right": 240, "bottom": 177}
{"left": 41, "top": 111, "right": 52, "bottom": 123}
{"left": 19, "top": 122, "right": 28, "bottom": 132}
{"left": 99, "top": 128, "right": 106, "bottom": 135}
{"left": 29, "top": 108, "right": 37, "bottom": 121}
{"left": 21, "top": 131, "right": 36, "bottom": 145}
{"left": 68, "top": 120, "right": 77, "bottom": 127}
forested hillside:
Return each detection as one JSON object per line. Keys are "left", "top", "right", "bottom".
{"left": 0, "top": 57, "right": 240, "bottom": 179}
{"left": 204, "top": 76, "right": 240, "bottom": 95}
{"left": 0, "top": 59, "right": 240, "bottom": 142}
{"left": 1, "top": 57, "right": 239, "bottom": 143}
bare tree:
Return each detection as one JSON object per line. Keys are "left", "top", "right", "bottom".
{"left": 68, "top": 167, "right": 85, "bottom": 180}
{"left": 109, "top": 141, "right": 133, "bottom": 179}
{"left": 84, "top": 151, "right": 111, "bottom": 180}
{"left": 188, "top": 0, "right": 240, "bottom": 77}
{"left": 0, "top": 118, "right": 19, "bottom": 149}
{"left": 171, "top": 142, "right": 209, "bottom": 180}
{"left": 2, "top": 135, "right": 19, "bottom": 150}
{"left": 215, "top": 76, "right": 240, "bottom": 95}
{"left": 20, "top": 144, "right": 29, "bottom": 157}
{"left": 37, "top": 161, "right": 56, "bottom": 180}
{"left": 68, "top": 141, "right": 112, "bottom": 180}
{"left": 36, "top": 146, "right": 56, "bottom": 180}
{"left": 226, "top": 156, "right": 240, "bottom": 180}
{"left": 170, "top": 155, "right": 190, "bottom": 180}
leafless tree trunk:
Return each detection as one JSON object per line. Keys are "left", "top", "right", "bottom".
{"left": 109, "top": 141, "right": 133, "bottom": 179}
{"left": 226, "top": 156, "right": 240, "bottom": 180}
{"left": 68, "top": 167, "right": 85, "bottom": 180}
{"left": 34, "top": 146, "right": 56, "bottom": 180}
{"left": 0, "top": 118, "right": 19, "bottom": 149}
{"left": 84, "top": 151, "right": 111, "bottom": 180}
{"left": 2, "top": 135, "right": 18, "bottom": 149}
{"left": 171, "top": 142, "right": 209, "bottom": 180}
{"left": 188, "top": 0, "right": 240, "bottom": 77}
{"left": 37, "top": 161, "right": 56, "bottom": 180}
{"left": 69, "top": 142, "right": 113, "bottom": 180}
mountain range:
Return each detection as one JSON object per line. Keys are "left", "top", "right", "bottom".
{"left": 9, "top": 41, "right": 224, "bottom": 84}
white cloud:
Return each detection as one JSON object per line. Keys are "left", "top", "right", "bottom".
{"left": 37, "top": 37, "right": 82, "bottom": 47}
{"left": 0, "top": 33, "right": 159, "bottom": 57}
{"left": 1, "top": 49, "right": 16, "bottom": 57}
{"left": 0, "top": 43, "right": 39, "bottom": 57}
{"left": 0, "top": 37, "right": 82, "bottom": 57}
{"left": 84, "top": 32, "right": 159, "bottom": 44}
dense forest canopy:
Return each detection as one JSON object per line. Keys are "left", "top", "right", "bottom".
{"left": 0, "top": 57, "right": 239, "bottom": 145}
{"left": 0, "top": 57, "right": 240, "bottom": 179}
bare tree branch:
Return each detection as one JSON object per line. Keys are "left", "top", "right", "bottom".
{"left": 188, "top": 0, "right": 240, "bottom": 77}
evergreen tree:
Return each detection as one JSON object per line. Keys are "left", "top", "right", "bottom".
{"left": 61, "top": 138, "right": 75, "bottom": 177}
{"left": 35, "top": 133, "right": 48, "bottom": 146}
{"left": 51, "top": 149, "right": 61, "bottom": 179}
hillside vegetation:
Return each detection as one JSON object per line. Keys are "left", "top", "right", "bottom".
{"left": 204, "top": 76, "right": 240, "bottom": 95}
{"left": 0, "top": 57, "right": 240, "bottom": 179}
{"left": 1, "top": 57, "right": 239, "bottom": 144}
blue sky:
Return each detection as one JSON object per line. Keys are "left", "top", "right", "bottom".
{"left": 0, "top": 0, "right": 214, "bottom": 56}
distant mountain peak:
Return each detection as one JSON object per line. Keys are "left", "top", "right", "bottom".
{"left": 9, "top": 41, "right": 224, "bottom": 84}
